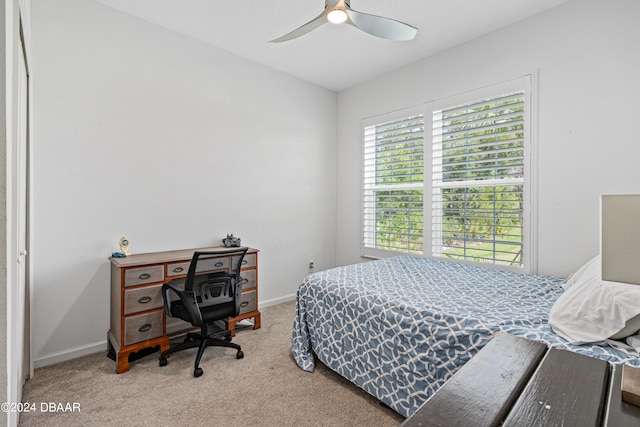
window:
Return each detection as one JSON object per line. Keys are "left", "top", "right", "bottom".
{"left": 363, "top": 111, "right": 425, "bottom": 256}
{"left": 431, "top": 90, "right": 526, "bottom": 267}
{"left": 362, "top": 77, "right": 534, "bottom": 271}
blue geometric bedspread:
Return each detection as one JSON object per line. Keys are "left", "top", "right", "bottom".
{"left": 291, "top": 256, "right": 640, "bottom": 417}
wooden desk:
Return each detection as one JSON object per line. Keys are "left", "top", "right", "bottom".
{"left": 402, "top": 333, "right": 640, "bottom": 427}
{"left": 107, "top": 246, "right": 260, "bottom": 374}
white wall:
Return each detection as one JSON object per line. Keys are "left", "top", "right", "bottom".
{"left": 336, "top": 0, "right": 640, "bottom": 278}
{"left": 30, "top": 0, "right": 640, "bottom": 368}
{"left": 30, "top": 0, "right": 337, "bottom": 366}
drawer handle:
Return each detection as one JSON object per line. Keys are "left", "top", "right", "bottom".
{"left": 138, "top": 296, "right": 152, "bottom": 304}
{"left": 138, "top": 323, "right": 152, "bottom": 332}
{"left": 241, "top": 301, "right": 249, "bottom": 308}
{"left": 139, "top": 273, "right": 151, "bottom": 280}
{"left": 215, "top": 261, "right": 224, "bottom": 267}
{"left": 173, "top": 266, "right": 184, "bottom": 273}
{"left": 242, "top": 260, "right": 248, "bottom": 265}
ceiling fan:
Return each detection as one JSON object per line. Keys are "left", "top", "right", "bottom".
{"left": 269, "top": 0, "right": 418, "bottom": 43}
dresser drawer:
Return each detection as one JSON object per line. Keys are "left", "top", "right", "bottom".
{"left": 239, "top": 269, "right": 256, "bottom": 290}
{"left": 124, "top": 265, "right": 164, "bottom": 287}
{"left": 124, "top": 284, "right": 164, "bottom": 315}
{"left": 233, "top": 253, "right": 256, "bottom": 270}
{"left": 166, "top": 261, "right": 190, "bottom": 277}
{"left": 196, "top": 256, "right": 230, "bottom": 272}
{"left": 198, "top": 256, "right": 228, "bottom": 272}
{"left": 239, "top": 290, "right": 256, "bottom": 315}
{"left": 167, "top": 255, "right": 229, "bottom": 277}
{"left": 124, "top": 310, "right": 164, "bottom": 346}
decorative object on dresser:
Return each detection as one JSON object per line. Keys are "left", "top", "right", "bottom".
{"left": 159, "top": 248, "right": 248, "bottom": 377}
{"left": 118, "top": 236, "right": 131, "bottom": 256}
{"left": 222, "top": 233, "right": 241, "bottom": 247}
{"left": 623, "top": 365, "right": 640, "bottom": 408}
{"left": 108, "top": 246, "right": 260, "bottom": 374}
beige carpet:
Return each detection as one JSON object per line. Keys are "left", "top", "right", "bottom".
{"left": 19, "top": 301, "right": 404, "bottom": 426}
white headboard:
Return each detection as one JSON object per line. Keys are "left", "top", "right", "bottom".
{"left": 601, "top": 194, "right": 640, "bottom": 285}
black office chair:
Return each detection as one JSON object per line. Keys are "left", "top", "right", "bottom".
{"left": 159, "top": 248, "right": 248, "bottom": 377}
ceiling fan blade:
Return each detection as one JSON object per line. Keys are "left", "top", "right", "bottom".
{"left": 269, "top": 11, "right": 327, "bottom": 43}
{"left": 346, "top": 9, "right": 417, "bottom": 41}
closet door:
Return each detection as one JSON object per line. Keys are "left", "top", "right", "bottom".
{"left": 16, "top": 15, "right": 30, "bottom": 385}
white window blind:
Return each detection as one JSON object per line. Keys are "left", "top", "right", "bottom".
{"left": 362, "top": 76, "right": 533, "bottom": 271}
{"left": 363, "top": 113, "right": 425, "bottom": 256}
{"left": 431, "top": 91, "right": 526, "bottom": 267}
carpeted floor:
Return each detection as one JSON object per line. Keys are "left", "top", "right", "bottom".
{"left": 19, "top": 301, "right": 404, "bottom": 426}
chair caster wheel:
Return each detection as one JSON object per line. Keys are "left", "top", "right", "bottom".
{"left": 237, "top": 350, "right": 244, "bottom": 359}
{"left": 194, "top": 368, "right": 203, "bottom": 377}
{"left": 159, "top": 358, "right": 167, "bottom": 367}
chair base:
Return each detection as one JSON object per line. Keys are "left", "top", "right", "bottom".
{"left": 159, "top": 325, "right": 243, "bottom": 377}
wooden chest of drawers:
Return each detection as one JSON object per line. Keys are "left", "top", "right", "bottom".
{"left": 108, "top": 246, "right": 260, "bottom": 373}
{"left": 402, "top": 333, "right": 640, "bottom": 427}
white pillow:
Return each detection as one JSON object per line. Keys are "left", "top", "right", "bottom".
{"left": 611, "top": 313, "right": 640, "bottom": 340}
{"left": 549, "top": 255, "right": 640, "bottom": 343}
{"left": 562, "top": 255, "right": 598, "bottom": 290}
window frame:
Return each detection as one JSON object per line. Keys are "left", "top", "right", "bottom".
{"left": 362, "top": 106, "right": 425, "bottom": 260}
{"left": 361, "top": 75, "right": 537, "bottom": 273}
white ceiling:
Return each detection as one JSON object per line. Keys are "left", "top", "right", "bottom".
{"left": 93, "top": 0, "right": 572, "bottom": 92}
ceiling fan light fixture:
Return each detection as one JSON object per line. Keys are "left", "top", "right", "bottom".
{"left": 269, "top": 0, "right": 417, "bottom": 43}
{"left": 327, "top": 8, "right": 348, "bottom": 24}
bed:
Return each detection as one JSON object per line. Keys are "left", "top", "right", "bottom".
{"left": 291, "top": 255, "right": 640, "bottom": 417}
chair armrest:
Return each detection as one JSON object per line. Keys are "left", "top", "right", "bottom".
{"left": 162, "top": 281, "right": 203, "bottom": 326}
{"left": 233, "top": 278, "right": 249, "bottom": 315}
{"left": 236, "top": 277, "right": 248, "bottom": 292}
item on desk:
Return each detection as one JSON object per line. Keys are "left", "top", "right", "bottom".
{"left": 111, "top": 252, "right": 126, "bottom": 258}
{"left": 622, "top": 365, "right": 640, "bottom": 407}
{"left": 118, "top": 236, "right": 131, "bottom": 256}
{"left": 223, "top": 233, "right": 241, "bottom": 247}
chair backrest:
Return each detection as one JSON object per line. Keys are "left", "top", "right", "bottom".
{"left": 185, "top": 248, "right": 249, "bottom": 312}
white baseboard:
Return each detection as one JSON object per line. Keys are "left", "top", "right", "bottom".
{"left": 259, "top": 294, "right": 296, "bottom": 308}
{"left": 34, "top": 340, "right": 107, "bottom": 369}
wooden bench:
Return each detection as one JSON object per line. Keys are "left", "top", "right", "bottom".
{"left": 401, "top": 333, "right": 640, "bottom": 427}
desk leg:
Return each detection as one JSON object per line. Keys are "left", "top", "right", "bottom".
{"left": 109, "top": 335, "right": 170, "bottom": 374}
{"left": 228, "top": 311, "right": 261, "bottom": 337}
{"left": 253, "top": 312, "right": 261, "bottom": 331}
{"left": 116, "top": 352, "right": 130, "bottom": 374}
